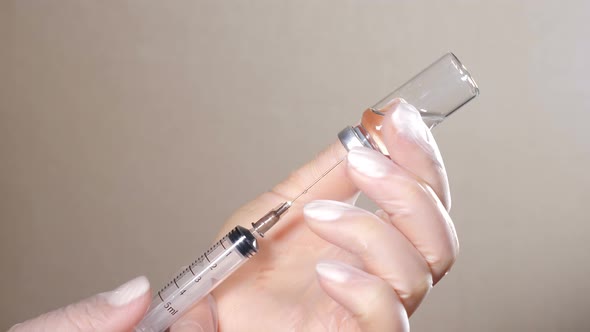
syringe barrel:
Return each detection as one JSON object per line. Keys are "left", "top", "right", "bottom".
{"left": 135, "top": 226, "right": 257, "bottom": 332}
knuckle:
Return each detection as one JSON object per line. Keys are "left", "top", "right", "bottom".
{"left": 399, "top": 272, "right": 433, "bottom": 303}
{"left": 61, "top": 298, "right": 108, "bottom": 331}
{"left": 401, "top": 174, "right": 429, "bottom": 199}
{"left": 426, "top": 246, "right": 457, "bottom": 281}
{"left": 378, "top": 176, "right": 428, "bottom": 216}
{"left": 354, "top": 279, "right": 403, "bottom": 323}
{"left": 351, "top": 223, "right": 382, "bottom": 256}
{"left": 355, "top": 282, "right": 390, "bottom": 320}
{"left": 429, "top": 221, "right": 460, "bottom": 277}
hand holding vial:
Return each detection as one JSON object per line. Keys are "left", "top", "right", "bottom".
{"left": 185, "top": 99, "right": 459, "bottom": 332}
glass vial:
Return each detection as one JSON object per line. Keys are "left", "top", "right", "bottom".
{"left": 338, "top": 52, "right": 479, "bottom": 155}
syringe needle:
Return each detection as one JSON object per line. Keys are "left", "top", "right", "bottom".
{"left": 252, "top": 156, "right": 346, "bottom": 237}
{"left": 291, "top": 156, "right": 346, "bottom": 204}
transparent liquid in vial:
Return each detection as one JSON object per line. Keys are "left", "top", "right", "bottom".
{"left": 360, "top": 107, "right": 445, "bottom": 156}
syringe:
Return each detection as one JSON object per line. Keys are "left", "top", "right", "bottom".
{"left": 134, "top": 159, "right": 344, "bottom": 332}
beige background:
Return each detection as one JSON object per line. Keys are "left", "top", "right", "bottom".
{"left": 1, "top": 1, "right": 589, "bottom": 331}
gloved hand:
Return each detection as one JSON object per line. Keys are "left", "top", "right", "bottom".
{"left": 173, "top": 100, "right": 458, "bottom": 331}
{"left": 8, "top": 277, "right": 217, "bottom": 332}
{"left": 10, "top": 100, "right": 458, "bottom": 332}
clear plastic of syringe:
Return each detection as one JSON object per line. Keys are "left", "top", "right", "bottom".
{"left": 135, "top": 202, "right": 291, "bottom": 332}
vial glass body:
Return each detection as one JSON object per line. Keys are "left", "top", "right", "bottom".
{"left": 339, "top": 52, "right": 479, "bottom": 155}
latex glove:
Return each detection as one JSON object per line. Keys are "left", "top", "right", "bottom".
{"left": 9, "top": 276, "right": 152, "bottom": 331}
{"left": 8, "top": 276, "right": 217, "bottom": 332}
{"left": 10, "top": 100, "right": 457, "bottom": 332}
{"left": 172, "top": 100, "right": 458, "bottom": 331}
